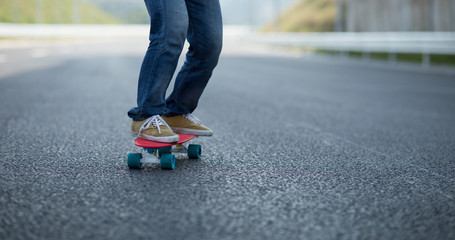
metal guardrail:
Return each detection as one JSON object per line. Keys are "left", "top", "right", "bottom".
{"left": 1, "top": 24, "right": 454, "bottom": 66}
{"left": 247, "top": 32, "right": 455, "bottom": 66}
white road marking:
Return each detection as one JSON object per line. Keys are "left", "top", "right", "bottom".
{"left": 0, "top": 60, "right": 60, "bottom": 80}
{"left": 31, "top": 48, "right": 49, "bottom": 58}
{"left": 60, "top": 48, "right": 72, "bottom": 54}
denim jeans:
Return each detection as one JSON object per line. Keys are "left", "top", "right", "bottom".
{"left": 128, "top": 0, "right": 223, "bottom": 121}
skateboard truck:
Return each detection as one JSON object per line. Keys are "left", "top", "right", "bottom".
{"left": 127, "top": 134, "right": 201, "bottom": 170}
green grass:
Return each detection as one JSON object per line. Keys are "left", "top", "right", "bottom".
{"left": 347, "top": 51, "right": 363, "bottom": 58}
{"left": 431, "top": 54, "right": 455, "bottom": 66}
{"left": 263, "top": 0, "right": 336, "bottom": 32}
{"left": 0, "top": 0, "right": 119, "bottom": 24}
{"left": 396, "top": 53, "right": 422, "bottom": 63}
{"left": 315, "top": 49, "right": 455, "bottom": 66}
{"left": 370, "top": 52, "right": 389, "bottom": 61}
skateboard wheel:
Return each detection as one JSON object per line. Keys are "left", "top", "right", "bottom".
{"left": 187, "top": 144, "right": 201, "bottom": 159}
{"left": 160, "top": 153, "right": 175, "bottom": 170}
{"left": 158, "top": 146, "right": 172, "bottom": 157}
{"left": 127, "top": 153, "right": 142, "bottom": 169}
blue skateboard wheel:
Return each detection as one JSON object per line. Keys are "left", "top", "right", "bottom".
{"left": 127, "top": 153, "right": 142, "bottom": 169}
{"left": 187, "top": 144, "right": 201, "bottom": 159}
{"left": 160, "top": 153, "right": 175, "bottom": 170}
{"left": 158, "top": 146, "right": 172, "bottom": 157}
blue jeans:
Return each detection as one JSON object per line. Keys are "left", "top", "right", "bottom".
{"left": 128, "top": 0, "right": 223, "bottom": 121}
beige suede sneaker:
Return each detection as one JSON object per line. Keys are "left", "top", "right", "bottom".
{"left": 162, "top": 114, "right": 213, "bottom": 136}
{"left": 131, "top": 115, "right": 179, "bottom": 143}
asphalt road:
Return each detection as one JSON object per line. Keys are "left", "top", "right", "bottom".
{"left": 1, "top": 38, "right": 455, "bottom": 240}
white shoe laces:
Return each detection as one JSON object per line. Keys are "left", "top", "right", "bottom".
{"left": 184, "top": 113, "right": 202, "bottom": 125}
{"left": 139, "top": 115, "right": 172, "bottom": 135}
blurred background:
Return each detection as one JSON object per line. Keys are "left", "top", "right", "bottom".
{"left": 1, "top": 0, "right": 454, "bottom": 66}
{"left": 1, "top": 0, "right": 454, "bottom": 30}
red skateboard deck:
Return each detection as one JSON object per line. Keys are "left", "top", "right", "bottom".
{"left": 134, "top": 134, "right": 196, "bottom": 149}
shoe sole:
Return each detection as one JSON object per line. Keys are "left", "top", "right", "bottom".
{"left": 171, "top": 128, "right": 213, "bottom": 136}
{"left": 131, "top": 131, "right": 179, "bottom": 143}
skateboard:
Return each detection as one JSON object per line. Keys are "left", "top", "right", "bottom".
{"left": 126, "top": 134, "right": 201, "bottom": 170}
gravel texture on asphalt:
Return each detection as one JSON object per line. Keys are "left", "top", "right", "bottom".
{"left": 1, "top": 40, "right": 455, "bottom": 240}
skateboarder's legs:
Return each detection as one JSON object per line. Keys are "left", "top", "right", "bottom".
{"left": 128, "top": 0, "right": 223, "bottom": 121}
{"left": 128, "top": 0, "right": 222, "bottom": 142}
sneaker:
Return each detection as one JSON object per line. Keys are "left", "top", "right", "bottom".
{"left": 162, "top": 114, "right": 213, "bottom": 136}
{"left": 131, "top": 115, "right": 179, "bottom": 143}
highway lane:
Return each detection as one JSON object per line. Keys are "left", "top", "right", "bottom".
{"left": 1, "top": 38, "right": 454, "bottom": 240}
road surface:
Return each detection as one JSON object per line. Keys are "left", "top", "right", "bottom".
{"left": 1, "top": 37, "right": 454, "bottom": 240}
